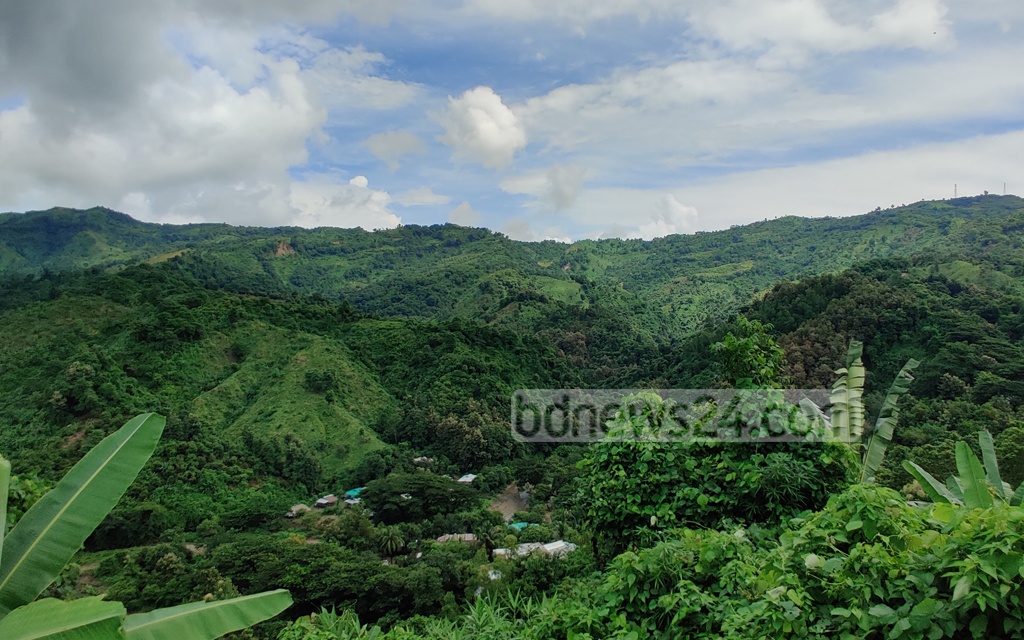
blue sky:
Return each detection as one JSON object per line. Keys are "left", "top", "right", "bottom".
{"left": 1, "top": 1, "right": 1023, "bottom": 240}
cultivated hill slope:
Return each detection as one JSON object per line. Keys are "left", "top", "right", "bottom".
{"left": 4, "top": 197, "right": 1023, "bottom": 331}
{"left": 6, "top": 196, "right": 1024, "bottom": 385}
{"left": 0, "top": 266, "right": 570, "bottom": 482}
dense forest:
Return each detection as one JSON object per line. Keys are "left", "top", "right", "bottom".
{"left": 4, "top": 195, "right": 1024, "bottom": 638}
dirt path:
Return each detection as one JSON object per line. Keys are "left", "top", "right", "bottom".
{"left": 488, "top": 483, "right": 528, "bottom": 522}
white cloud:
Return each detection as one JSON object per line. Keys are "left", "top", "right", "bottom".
{"left": 500, "top": 218, "right": 572, "bottom": 242}
{"left": 397, "top": 187, "right": 451, "bottom": 206}
{"left": 365, "top": 130, "right": 427, "bottom": 170}
{"left": 449, "top": 201, "right": 483, "bottom": 226}
{"left": 687, "top": 0, "right": 952, "bottom": 67}
{"left": 567, "top": 129, "right": 1024, "bottom": 237}
{"left": 514, "top": 26, "right": 1024, "bottom": 179}
{"left": 461, "top": 0, "right": 678, "bottom": 24}
{"left": 300, "top": 45, "right": 421, "bottom": 110}
{"left": 584, "top": 193, "right": 699, "bottom": 239}
{"left": 675, "top": 129, "right": 1024, "bottom": 225}
{"left": 631, "top": 195, "right": 700, "bottom": 239}
{"left": 500, "top": 164, "right": 586, "bottom": 210}
{"left": 0, "top": 56, "right": 325, "bottom": 224}
{"left": 290, "top": 175, "right": 401, "bottom": 229}
{"left": 438, "top": 86, "right": 527, "bottom": 169}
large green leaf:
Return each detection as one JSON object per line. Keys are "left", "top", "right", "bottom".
{"left": 860, "top": 358, "right": 919, "bottom": 483}
{"left": 123, "top": 589, "right": 292, "bottom": 640}
{"left": 829, "top": 341, "right": 865, "bottom": 443}
{"left": 956, "top": 441, "right": 994, "bottom": 509}
{"left": 0, "top": 413, "right": 165, "bottom": 617}
{"left": 1, "top": 456, "right": 9, "bottom": 568}
{"left": 0, "top": 596, "right": 126, "bottom": 640}
{"left": 1011, "top": 483, "right": 1024, "bottom": 507}
{"left": 946, "top": 476, "right": 965, "bottom": 503}
{"left": 903, "top": 461, "right": 960, "bottom": 505}
{"left": 977, "top": 430, "right": 1007, "bottom": 501}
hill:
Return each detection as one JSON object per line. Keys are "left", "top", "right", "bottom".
{"left": 6, "top": 196, "right": 1024, "bottom": 384}
{"left": 0, "top": 265, "right": 572, "bottom": 551}
{"left": 9, "top": 197, "right": 1024, "bottom": 630}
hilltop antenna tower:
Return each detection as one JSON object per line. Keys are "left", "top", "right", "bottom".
{"left": 954, "top": 183, "right": 957, "bottom": 198}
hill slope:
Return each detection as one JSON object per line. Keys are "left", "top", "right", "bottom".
{"left": 6, "top": 196, "right": 1024, "bottom": 384}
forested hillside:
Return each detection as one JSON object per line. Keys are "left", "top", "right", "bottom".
{"left": 6, "top": 196, "right": 1024, "bottom": 637}
{"left": 5, "top": 195, "right": 1024, "bottom": 386}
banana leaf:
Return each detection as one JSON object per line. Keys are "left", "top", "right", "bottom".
{"left": 860, "top": 358, "right": 919, "bottom": 483}
{"left": 1, "top": 456, "right": 9, "bottom": 568}
{"left": 124, "top": 589, "right": 292, "bottom": 640}
{"left": 830, "top": 341, "right": 865, "bottom": 443}
{"left": 956, "top": 441, "right": 994, "bottom": 509}
{"left": 799, "top": 397, "right": 831, "bottom": 434}
{"left": 946, "top": 476, "right": 965, "bottom": 503}
{"left": 1011, "top": 483, "right": 1024, "bottom": 507}
{"left": 0, "top": 413, "right": 165, "bottom": 617}
{"left": 978, "top": 430, "right": 1007, "bottom": 501}
{"left": 0, "top": 596, "right": 126, "bottom": 639}
{"left": 903, "top": 460, "right": 960, "bottom": 505}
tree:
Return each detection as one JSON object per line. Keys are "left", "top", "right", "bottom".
{"left": 379, "top": 526, "right": 406, "bottom": 558}
{"left": 363, "top": 473, "right": 478, "bottom": 525}
{"left": 574, "top": 393, "right": 852, "bottom": 557}
{"left": 712, "top": 316, "right": 788, "bottom": 388}
{"left": 800, "top": 339, "right": 920, "bottom": 483}
{"left": 0, "top": 413, "right": 292, "bottom": 639}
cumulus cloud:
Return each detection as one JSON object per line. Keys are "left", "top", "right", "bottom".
{"left": 500, "top": 164, "right": 586, "bottom": 210}
{"left": 688, "top": 0, "right": 952, "bottom": 68}
{"left": 501, "top": 218, "right": 572, "bottom": 242}
{"left": 0, "top": 2, "right": 414, "bottom": 227}
{"left": 438, "top": 86, "right": 527, "bottom": 169}
{"left": 590, "top": 194, "right": 699, "bottom": 240}
{"left": 449, "top": 201, "right": 483, "bottom": 226}
{"left": 462, "top": 0, "right": 678, "bottom": 24}
{"left": 365, "top": 130, "right": 427, "bottom": 170}
{"left": 631, "top": 195, "right": 699, "bottom": 239}
{"left": 397, "top": 187, "right": 451, "bottom": 206}
{"left": 290, "top": 175, "right": 401, "bottom": 229}
{"left": 0, "top": 54, "right": 325, "bottom": 222}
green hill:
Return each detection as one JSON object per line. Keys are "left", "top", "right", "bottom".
{"left": 10, "top": 197, "right": 1024, "bottom": 629}
{"left": 0, "top": 265, "right": 571, "bottom": 552}
{"left": 8, "top": 196, "right": 1024, "bottom": 384}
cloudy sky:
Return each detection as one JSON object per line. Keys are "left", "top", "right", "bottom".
{"left": 1, "top": 1, "right": 1022, "bottom": 240}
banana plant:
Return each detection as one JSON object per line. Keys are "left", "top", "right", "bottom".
{"left": 0, "top": 413, "right": 292, "bottom": 639}
{"left": 801, "top": 340, "right": 920, "bottom": 483}
{"left": 904, "top": 429, "right": 1024, "bottom": 508}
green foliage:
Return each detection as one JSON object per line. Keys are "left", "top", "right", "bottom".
{"left": 0, "top": 596, "right": 127, "bottom": 640}
{"left": 9, "top": 197, "right": 1024, "bottom": 387}
{"left": 798, "top": 339, "right": 919, "bottom": 484}
{"left": 904, "top": 429, "right": 1024, "bottom": 508}
{"left": 278, "top": 608, "right": 384, "bottom": 640}
{"left": 574, "top": 394, "right": 854, "bottom": 556}
{"left": 363, "top": 473, "right": 479, "bottom": 525}
{"left": 334, "top": 483, "right": 1024, "bottom": 640}
{"left": 0, "top": 413, "right": 291, "bottom": 638}
{"left": 712, "top": 316, "right": 788, "bottom": 387}
{"left": 11, "top": 198, "right": 1024, "bottom": 633}
{"left": 860, "top": 357, "right": 920, "bottom": 483}
{"left": 0, "top": 414, "right": 164, "bottom": 615}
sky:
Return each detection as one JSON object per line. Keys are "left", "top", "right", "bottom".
{"left": 1, "top": 1, "right": 1022, "bottom": 241}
